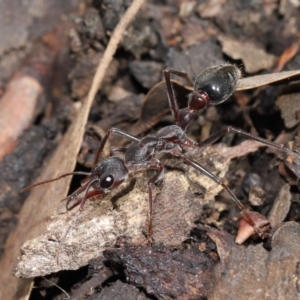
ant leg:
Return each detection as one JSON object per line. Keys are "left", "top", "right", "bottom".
{"left": 177, "top": 152, "right": 265, "bottom": 236}
{"left": 66, "top": 189, "right": 101, "bottom": 210}
{"left": 197, "top": 126, "right": 296, "bottom": 157}
{"left": 110, "top": 146, "right": 127, "bottom": 156}
{"left": 163, "top": 68, "right": 199, "bottom": 130}
{"left": 21, "top": 171, "right": 92, "bottom": 193}
{"left": 66, "top": 181, "right": 91, "bottom": 210}
{"left": 164, "top": 68, "right": 194, "bottom": 87}
{"left": 146, "top": 158, "right": 164, "bottom": 242}
{"left": 163, "top": 68, "right": 185, "bottom": 125}
{"left": 79, "top": 179, "right": 99, "bottom": 211}
{"left": 93, "top": 128, "right": 140, "bottom": 165}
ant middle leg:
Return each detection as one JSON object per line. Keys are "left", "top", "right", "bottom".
{"left": 146, "top": 158, "right": 164, "bottom": 242}
{"left": 93, "top": 127, "right": 140, "bottom": 165}
{"left": 109, "top": 147, "right": 128, "bottom": 156}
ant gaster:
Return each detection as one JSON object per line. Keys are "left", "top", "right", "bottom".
{"left": 22, "top": 64, "right": 296, "bottom": 241}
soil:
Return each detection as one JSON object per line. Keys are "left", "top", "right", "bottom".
{"left": 1, "top": 0, "right": 300, "bottom": 299}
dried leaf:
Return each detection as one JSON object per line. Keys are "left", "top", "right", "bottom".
{"left": 197, "top": 0, "right": 227, "bottom": 18}
{"left": 219, "top": 37, "right": 276, "bottom": 73}
{"left": 274, "top": 42, "right": 299, "bottom": 72}
{"left": 129, "top": 80, "right": 192, "bottom": 136}
{"left": 236, "top": 70, "right": 300, "bottom": 90}
{"left": 276, "top": 93, "right": 300, "bottom": 128}
{"left": 268, "top": 183, "right": 292, "bottom": 228}
{"left": 284, "top": 152, "right": 300, "bottom": 180}
{"left": 219, "top": 36, "right": 276, "bottom": 73}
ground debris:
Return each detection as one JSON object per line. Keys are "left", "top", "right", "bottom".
{"left": 104, "top": 243, "right": 215, "bottom": 300}
{"left": 208, "top": 222, "right": 300, "bottom": 299}
{"left": 268, "top": 183, "right": 292, "bottom": 228}
{"left": 219, "top": 36, "right": 276, "bottom": 73}
{"left": 2, "top": 1, "right": 300, "bottom": 299}
{"left": 92, "top": 280, "right": 148, "bottom": 300}
{"left": 276, "top": 93, "right": 300, "bottom": 129}
{"left": 70, "top": 265, "right": 114, "bottom": 300}
{"left": 12, "top": 144, "right": 230, "bottom": 278}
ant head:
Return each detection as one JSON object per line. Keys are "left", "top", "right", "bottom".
{"left": 91, "top": 156, "right": 128, "bottom": 193}
{"left": 193, "top": 64, "right": 241, "bottom": 105}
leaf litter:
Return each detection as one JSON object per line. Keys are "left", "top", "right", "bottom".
{"left": 13, "top": 39, "right": 300, "bottom": 300}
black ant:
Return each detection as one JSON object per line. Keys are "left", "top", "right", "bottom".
{"left": 21, "top": 64, "right": 297, "bottom": 242}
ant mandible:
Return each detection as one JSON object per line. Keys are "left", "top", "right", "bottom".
{"left": 21, "top": 64, "right": 296, "bottom": 241}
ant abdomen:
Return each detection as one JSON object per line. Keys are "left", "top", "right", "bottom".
{"left": 193, "top": 64, "right": 241, "bottom": 105}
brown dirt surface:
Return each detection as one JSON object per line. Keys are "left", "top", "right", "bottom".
{"left": 1, "top": 0, "right": 300, "bottom": 299}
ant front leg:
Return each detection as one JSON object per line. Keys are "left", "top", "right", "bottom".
{"left": 66, "top": 189, "right": 102, "bottom": 210}
{"left": 93, "top": 127, "right": 140, "bottom": 165}
{"left": 65, "top": 178, "right": 100, "bottom": 210}
{"left": 146, "top": 158, "right": 164, "bottom": 243}
{"left": 197, "top": 126, "right": 296, "bottom": 157}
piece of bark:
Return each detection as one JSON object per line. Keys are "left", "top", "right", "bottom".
{"left": 208, "top": 222, "right": 300, "bottom": 299}
{"left": 104, "top": 244, "right": 214, "bottom": 299}
{"left": 94, "top": 280, "right": 148, "bottom": 300}
{"left": 12, "top": 146, "right": 222, "bottom": 278}
{"left": 71, "top": 267, "right": 113, "bottom": 300}
{"left": 13, "top": 141, "right": 269, "bottom": 278}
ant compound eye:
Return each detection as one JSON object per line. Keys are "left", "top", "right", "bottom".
{"left": 194, "top": 64, "right": 241, "bottom": 105}
{"left": 100, "top": 175, "right": 114, "bottom": 189}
